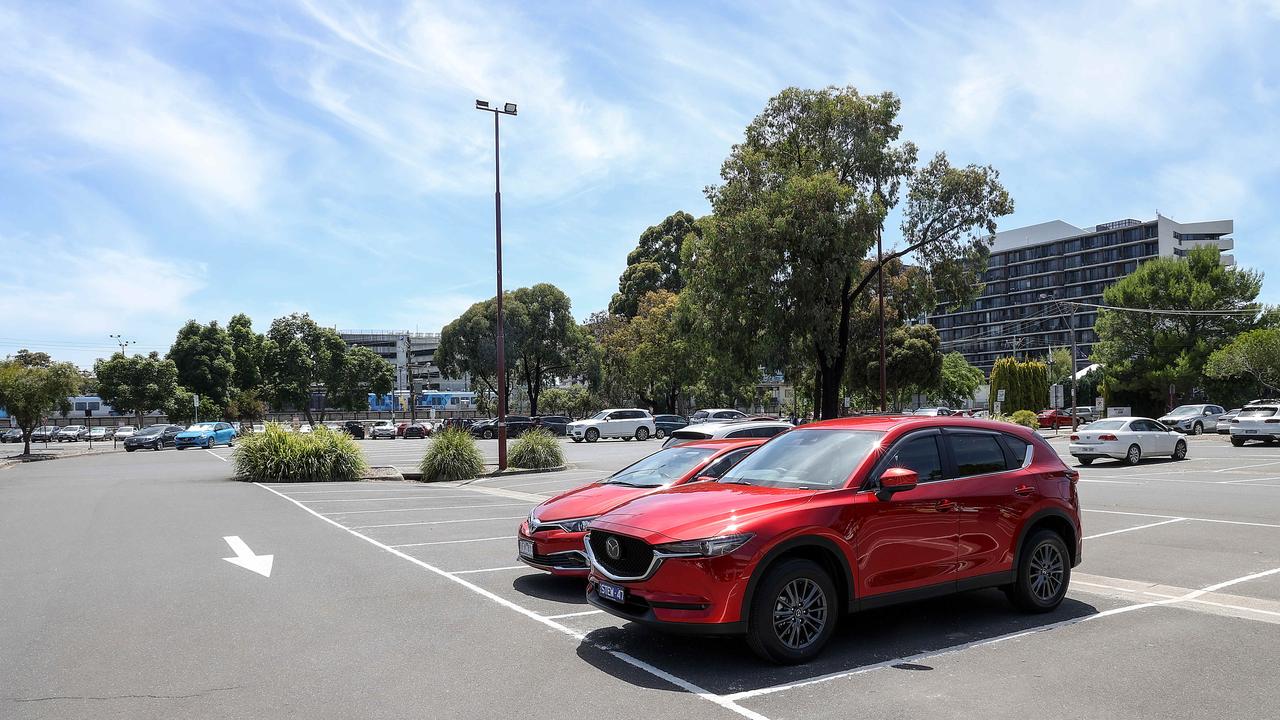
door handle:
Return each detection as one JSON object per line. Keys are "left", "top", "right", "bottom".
{"left": 935, "top": 500, "right": 956, "bottom": 512}
{"left": 1014, "top": 484, "right": 1036, "bottom": 496}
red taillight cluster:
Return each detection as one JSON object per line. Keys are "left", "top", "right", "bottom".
{"left": 1098, "top": 433, "right": 1119, "bottom": 441}
{"left": 1070, "top": 435, "right": 1079, "bottom": 441}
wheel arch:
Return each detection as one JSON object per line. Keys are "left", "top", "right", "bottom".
{"left": 740, "top": 535, "right": 856, "bottom": 622}
{"left": 1014, "top": 507, "right": 1080, "bottom": 569}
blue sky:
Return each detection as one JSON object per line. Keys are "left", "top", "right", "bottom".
{"left": 3, "top": 0, "right": 1279, "bottom": 368}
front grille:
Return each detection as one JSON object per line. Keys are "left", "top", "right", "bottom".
{"left": 530, "top": 551, "right": 587, "bottom": 569}
{"left": 589, "top": 531, "right": 654, "bottom": 578}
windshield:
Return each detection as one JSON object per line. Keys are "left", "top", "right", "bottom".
{"left": 137, "top": 427, "right": 162, "bottom": 436}
{"left": 1165, "top": 406, "right": 1202, "bottom": 417}
{"left": 590, "top": 411, "right": 610, "bottom": 420}
{"left": 605, "top": 447, "right": 716, "bottom": 488}
{"left": 188, "top": 423, "right": 217, "bottom": 431}
{"left": 718, "top": 429, "right": 883, "bottom": 489}
{"left": 1086, "top": 420, "right": 1126, "bottom": 430}
{"left": 1239, "top": 407, "right": 1278, "bottom": 418}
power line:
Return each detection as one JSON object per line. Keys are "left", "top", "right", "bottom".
{"left": 1066, "top": 301, "right": 1266, "bottom": 316}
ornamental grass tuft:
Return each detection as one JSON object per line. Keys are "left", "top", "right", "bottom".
{"left": 508, "top": 428, "right": 564, "bottom": 470}
{"left": 1008, "top": 410, "right": 1040, "bottom": 429}
{"left": 419, "top": 427, "right": 486, "bottom": 482}
{"left": 232, "top": 424, "right": 367, "bottom": 482}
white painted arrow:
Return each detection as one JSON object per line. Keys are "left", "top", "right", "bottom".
{"left": 222, "top": 535, "right": 273, "bottom": 577}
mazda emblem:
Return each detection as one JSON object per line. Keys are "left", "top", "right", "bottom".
{"left": 605, "top": 536, "right": 622, "bottom": 561}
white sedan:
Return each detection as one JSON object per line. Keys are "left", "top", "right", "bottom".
{"left": 1068, "top": 417, "right": 1188, "bottom": 466}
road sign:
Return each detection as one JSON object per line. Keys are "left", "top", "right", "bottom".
{"left": 993, "top": 401, "right": 1002, "bottom": 416}
{"left": 997, "top": 389, "right": 1007, "bottom": 402}
{"left": 194, "top": 396, "right": 200, "bottom": 408}
{"left": 1050, "top": 384, "right": 1063, "bottom": 409}
{"left": 1095, "top": 396, "right": 1105, "bottom": 410}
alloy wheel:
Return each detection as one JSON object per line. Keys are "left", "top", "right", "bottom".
{"left": 771, "top": 578, "right": 828, "bottom": 650}
{"left": 1028, "top": 542, "right": 1065, "bottom": 603}
{"left": 1126, "top": 445, "right": 1141, "bottom": 464}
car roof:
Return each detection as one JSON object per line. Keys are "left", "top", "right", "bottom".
{"left": 795, "top": 415, "right": 1040, "bottom": 437}
{"left": 677, "top": 437, "right": 768, "bottom": 450}
{"left": 676, "top": 419, "right": 792, "bottom": 432}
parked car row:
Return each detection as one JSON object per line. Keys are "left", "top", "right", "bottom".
{"left": 518, "top": 415, "right": 1081, "bottom": 663}
{"left": 15, "top": 425, "right": 142, "bottom": 443}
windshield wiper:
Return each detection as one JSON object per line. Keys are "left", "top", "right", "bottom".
{"left": 605, "top": 479, "right": 661, "bottom": 488}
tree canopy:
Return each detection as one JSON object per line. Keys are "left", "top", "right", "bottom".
{"left": 1204, "top": 328, "right": 1280, "bottom": 397}
{"left": 1093, "top": 245, "right": 1269, "bottom": 415}
{"left": 937, "top": 351, "right": 985, "bottom": 408}
{"left": 609, "top": 211, "right": 699, "bottom": 318}
{"left": 0, "top": 351, "right": 83, "bottom": 455}
{"left": 95, "top": 351, "right": 183, "bottom": 425}
{"left": 168, "top": 320, "right": 235, "bottom": 411}
{"left": 261, "top": 313, "right": 394, "bottom": 424}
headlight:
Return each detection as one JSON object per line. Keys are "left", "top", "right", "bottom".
{"left": 653, "top": 533, "right": 754, "bottom": 558}
{"left": 557, "top": 517, "right": 596, "bottom": 533}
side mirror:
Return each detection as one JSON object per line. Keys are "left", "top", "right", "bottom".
{"left": 877, "top": 467, "right": 919, "bottom": 498}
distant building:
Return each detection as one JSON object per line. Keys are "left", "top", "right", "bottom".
{"left": 929, "top": 215, "right": 1235, "bottom": 374}
{"left": 338, "top": 330, "right": 469, "bottom": 394}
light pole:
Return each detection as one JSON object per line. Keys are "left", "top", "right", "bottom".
{"left": 476, "top": 99, "right": 517, "bottom": 470}
{"left": 108, "top": 334, "right": 135, "bottom": 355}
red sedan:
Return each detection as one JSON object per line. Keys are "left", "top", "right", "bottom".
{"left": 1037, "top": 409, "right": 1074, "bottom": 429}
{"left": 584, "top": 415, "right": 1081, "bottom": 663}
{"left": 517, "top": 438, "right": 765, "bottom": 576}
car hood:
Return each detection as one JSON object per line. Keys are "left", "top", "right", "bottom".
{"left": 568, "top": 419, "right": 603, "bottom": 427}
{"left": 1158, "top": 415, "right": 1193, "bottom": 424}
{"left": 591, "top": 483, "right": 817, "bottom": 542}
{"left": 534, "top": 482, "right": 659, "bottom": 522}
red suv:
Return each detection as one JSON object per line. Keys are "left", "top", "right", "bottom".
{"left": 518, "top": 438, "right": 765, "bottom": 576}
{"left": 585, "top": 416, "right": 1081, "bottom": 663}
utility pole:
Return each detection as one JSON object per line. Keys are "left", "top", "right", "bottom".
{"left": 1067, "top": 301, "right": 1080, "bottom": 430}
{"left": 877, "top": 226, "right": 887, "bottom": 413}
{"left": 108, "top": 334, "right": 134, "bottom": 355}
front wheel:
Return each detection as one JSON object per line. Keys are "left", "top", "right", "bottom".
{"left": 1172, "top": 440, "right": 1187, "bottom": 460}
{"left": 585, "top": 428, "right": 599, "bottom": 443}
{"left": 1006, "top": 529, "right": 1070, "bottom": 613}
{"left": 1124, "top": 444, "right": 1141, "bottom": 465}
{"left": 206, "top": 437, "right": 215, "bottom": 449}
{"left": 635, "top": 427, "right": 650, "bottom": 441}
{"left": 654, "top": 428, "right": 666, "bottom": 440}
{"left": 1192, "top": 422, "right": 1203, "bottom": 435}
{"left": 154, "top": 440, "right": 163, "bottom": 451}
{"left": 482, "top": 428, "right": 495, "bottom": 440}
{"left": 746, "top": 559, "right": 837, "bottom": 664}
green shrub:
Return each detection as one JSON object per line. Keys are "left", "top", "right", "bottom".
{"left": 233, "top": 424, "right": 366, "bottom": 482}
{"left": 1008, "top": 410, "right": 1040, "bottom": 429}
{"left": 419, "top": 427, "right": 486, "bottom": 481}
{"left": 509, "top": 428, "right": 564, "bottom": 469}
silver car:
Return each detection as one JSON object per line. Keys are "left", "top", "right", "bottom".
{"left": 660, "top": 419, "right": 793, "bottom": 449}
{"left": 1157, "top": 404, "right": 1225, "bottom": 435}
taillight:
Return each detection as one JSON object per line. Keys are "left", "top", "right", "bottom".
{"left": 1070, "top": 434, "right": 1079, "bottom": 441}
{"left": 1266, "top": 419, "right": 1280, "bottom": 424}
{"left": 1098, "top": 433, "right": 1118, "bottom": 441}
{"left": 1232, "top": 419, "right": 1240, "bottom": 423}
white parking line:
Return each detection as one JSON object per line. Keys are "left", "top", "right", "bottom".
{"left": 204, "top": 449, "right": 227, "bottom": 462}
{"left": 299, "top": 495, "right": 479, "bottom": 503}
{"left": 1084, "top": 517, "right": 1188, "bottom": 540}
{"left": 390, "top": 536, "right": 514, "bottom": 548}
{"left": 543, "top": 610, "right": 605, "bottom": 620}
{"left": 727, "top": 565, "right": 1280, "bottom": 703}
{"left": 452, "top": 565, "right": 527, "bottom": 575}
{"left": 254, "top": 483, "right": 771, "bottom": 720}
{"left": 1083, "top": 508, "right": 1280, "bottom": 529}
{"left": 323, "top": 503, "right": 532, "bottom": 516}
{"left": 347, "top": 515, "right": 528, "bottom": 530}
{"left": 284, "top": 487, "right": 443, "bottom": 494}
{"left": 1077, "top": 478, "right": 1141, "bottom": 485}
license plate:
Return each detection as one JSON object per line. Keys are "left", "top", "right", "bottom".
{"left": 1245, "top": 430, "right": 1258, "bottom": 434}
{"left": 598, "top": 581, "right": 625, "bottom": 603}
{"left": 518, "top": 539, "right": 534, "bottom": 558}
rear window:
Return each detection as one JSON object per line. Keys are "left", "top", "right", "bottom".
{"left": 1086, "top": 420, "right": 1126, "bottom": 430}
{"left": 663, "top": 430, "right": 711, "bottom": 448}
{"left": 1240, "top": 407, "right": 1278, "bottom": 418}
{"left": 1002, "top": 435, "right": 1031, "bottom": 466}
{"left": 949, "top": 433, "right": 1009, "bottom": 476}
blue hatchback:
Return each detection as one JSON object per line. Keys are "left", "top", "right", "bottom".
{"left": 175, "top": 422, "right": 237, "bottom": 449}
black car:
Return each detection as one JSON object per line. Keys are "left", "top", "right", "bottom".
{"left": 402, "top": 423, "right": 430, "bottom": 439}
{"left": 1, "top": 428, "right": 24, "bottom": 443}
{"left": 470, "top": 415, "right": 533, "bottom": 440}
{"left": 532, "top": 415, "right": 571, "bottom": 436}
{"left": 652, "top": 414, "right": 689, "bottom": 440}
{"left": 342, "top": 420, "right": 366, "bottom": 439}
{"left": 124, "top": 424, "right": 185, "bottom": 451}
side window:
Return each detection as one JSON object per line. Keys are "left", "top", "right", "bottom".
{"left": 726, "top": 429, "right": 754, "bottom": 439}
{"left": 702, "top": 449, "right": 753, "bottom": 479}
{"left": 882, "top": 434, "right": 944, "bottom": 483}
{"left": 949, "top": 433, "right": 1010, "bottom": 476}
{"left": 1002, "top": 435, "right": 1031, "bottom": 467}
{"left": 1130, "top": 420, "right": 1152, "bottom": 432}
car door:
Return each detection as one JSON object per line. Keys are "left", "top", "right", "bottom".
{"left": 620, "top": 410, "right": 641, "bottom": 437}
{"left": 854, "top": 429, "right": 959, "bottom": 599}
{"left": 1205, "top": 406, "right": 1224, "bottom": 431}
{"left": 944, "top": 430, "right": 1037, "bottom": 584}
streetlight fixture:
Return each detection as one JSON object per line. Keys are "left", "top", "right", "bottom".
{"left": 476, "top": 98, "right": 517, "bottom": 470}
{"left": 108, "top": 334, "right": 135, "bottom": 355}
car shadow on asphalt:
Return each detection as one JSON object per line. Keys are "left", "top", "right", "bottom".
{"left": 575, "top": 589, "right": 1101, "bottom": 696}
{"left": 512, "top": 573, "right": 589, "bottom": 604}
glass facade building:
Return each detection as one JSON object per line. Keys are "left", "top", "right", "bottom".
{"left": 929, "top": 215, "right": 1235, "bottom": 375}
{"left": 338, "top": 330, "right": 470, "bottom": 393}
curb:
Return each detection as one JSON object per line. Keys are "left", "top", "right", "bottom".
{"left": 1, "top": 446, "right": 122, "bottom": 471}
{"left": 404, "top": 463, "right": 570, "bottom": 484}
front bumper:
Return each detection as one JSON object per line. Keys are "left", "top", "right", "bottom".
{"left": 1069, "top": 442, "right": 1127, "bottom": 460}
{"left": 174, "top": 436, "right": 210, "bottom": 447}
{"left": 517, "top": 521, "right": 590, "bottom": 576}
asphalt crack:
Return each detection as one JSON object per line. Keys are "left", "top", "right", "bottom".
{"left": 9, "top": 685, "right": 243, "bottom": 702}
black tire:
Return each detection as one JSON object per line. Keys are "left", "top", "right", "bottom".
{"left": 1231, "top": 436, "right": 1246, "bottom": 447}
{"left": 572, "top": 437, "right": 583, "bottom": 443}
{"left": 1078, "top": 457, "right": 1094, "bottom": 466}
{"left": 635, "top": 427, "right": 650, "bottom": 441}
{"left": 585, "top": 428, "right": 599, "bottom": 443}
{"left": 745, "top": 558, "right": 837, "bottom": 664}
{"left": 1172, "top": 440, "right": 1187, "bottom": 460}
{"left": 1192, "top": 422, "right": 1203, "bottom": 435}
{"left": 1124, "top": 444, "right": 1141, "bottom": 465}
{"left": 154, "top": 440, "right": 163, "bottom": 451}
{"left": 482, "top": 428, "right": 495, "bottom": 440}
{"left": 655, "top": 428, "right": 666, "bottom": 439}
{"left": 1005, "top": 529, "right": 1070, "bottom": 613}
{"left": 126, "top": 447, "right": 136, "bottom": 452}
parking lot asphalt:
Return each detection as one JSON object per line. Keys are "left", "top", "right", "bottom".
{"left": 3, "top": 432, "right": 1279, "bottom": 719}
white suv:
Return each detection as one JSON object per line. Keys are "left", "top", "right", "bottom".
{"left": 1229, "top": 404, "right": 1280, "bottom": 446}
{"left": 567, "top": 409, "right": 656, "bottom": 443}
